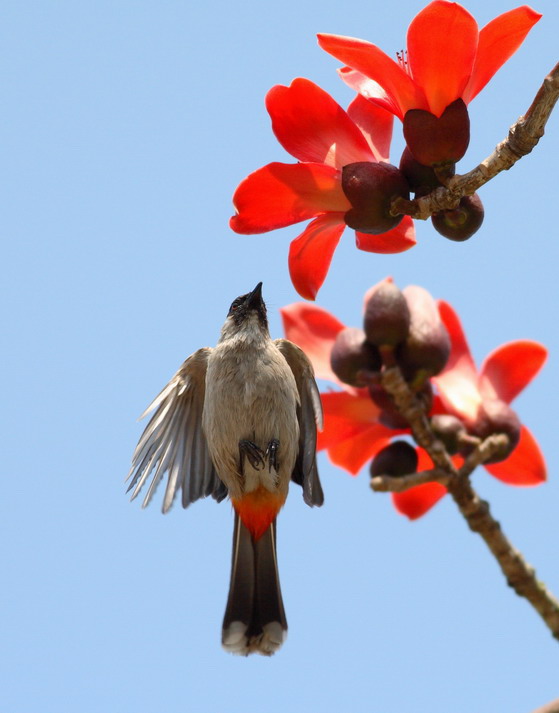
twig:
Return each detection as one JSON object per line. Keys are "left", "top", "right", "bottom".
{"left": 379, "top": 364, "right": 559, "bottom": 641}
{"left": 458, "top": 434, "right": 509, "bottom": 476}
{"left": 530, "top": 700, "right": 559, "bottom": 713}
{"left": 391, "top": 61, "right": 559, "bottom": 220}
{"left": 447, "top": 474, "right": 559, "bottom": 641}
{"left": 370, "top": 435, "right": 508, "bottom": 492}
{"left": 371, "top": 467, "right": 449, "bottom": 492}
{"left": 380, "top": 366, "right": 456, "bottom": 473}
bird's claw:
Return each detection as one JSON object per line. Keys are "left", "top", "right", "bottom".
{"left": 239, "top": 440, "right": 266, "bottom": 472}
{"left": 266, "top": 439, "right": 280, "bottom": 472}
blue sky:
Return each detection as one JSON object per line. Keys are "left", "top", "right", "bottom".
{"left": 2, "top": 1, "right": 559, "bottom": 711}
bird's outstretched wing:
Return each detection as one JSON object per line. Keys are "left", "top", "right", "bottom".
{"left": 275, "top": 338, "right": 324, "bottom": 507}
{"left": 126, "top": 347, "right": 227, "bottom": 513}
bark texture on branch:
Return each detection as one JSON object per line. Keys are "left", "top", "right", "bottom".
{"left": 447, "top": 475, "right": 559, "bottom": 641}
{"left": 391, "top": 61, "right": 559, "bottom": 220}
{"left": 530, "top": 700, "right": 559, "bottom": 713}
{"left": 377, "top": 365, "right": 559, "bottom": 641}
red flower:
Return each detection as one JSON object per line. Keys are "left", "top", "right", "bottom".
{"left": 281, "top": 296, "right": 547, "bottom": 521}
{"left": 230, "top": 78, "right": 415, "bottom": 300}
{"left": 280, "top": 300, "right": 402, "bottom": 472}
{"left": 318, "top": 1, "right": 541, "bottom": 120}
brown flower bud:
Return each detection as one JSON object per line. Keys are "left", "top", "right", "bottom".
{"left": 399, "top": 146, "right": 454, "bottom": 196}
{"left": 363, "top": 278, "right": 411, "bottom": 348}
{"left": 330, "top": 327, "right": 381, "bottom": 387}
{"left": 342, "top": 161, "right": 409, "bottom": 234}
{"left": 430, "top": 414, "right": 467, "bottom": 455}
{"left": 403, "top": 98, "right": 470, "bottom": 167}
{"left": 471, "top": 399, "right": 521, "bottom": 464}
{"left": 431, "top": 193, "right": 484, "bottom": 242}
{"left": 397, "top": 286, "right": 451, "bottom": 378}
{"left": 370, "top": 440, "right": 418, "bottom": 478}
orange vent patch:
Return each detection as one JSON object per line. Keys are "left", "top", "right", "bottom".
{"left": 232, "top": 487, "right": 286, "bottom": 540}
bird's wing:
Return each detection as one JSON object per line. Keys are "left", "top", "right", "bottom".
{"left": 275, "top": 338, "right": 324, "bottom": 507}
{"left": 126, "top": 347, "right": 227, "bottom": 513}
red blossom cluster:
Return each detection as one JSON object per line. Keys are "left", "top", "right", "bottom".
{"left": 281, "top": 280, "right": 547, "bottom": 519}
{"left": 230, "top": 1, "right": 540, "bottom": 300}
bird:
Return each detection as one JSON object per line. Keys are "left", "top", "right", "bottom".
{"left": 126, "top": 282, "right": 324, "bottom": 655}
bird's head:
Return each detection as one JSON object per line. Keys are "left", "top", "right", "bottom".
{"left": 220, "top": 282, "right": 269, "bottom": 342}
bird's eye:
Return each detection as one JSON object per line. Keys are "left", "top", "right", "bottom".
{"left": 228, "top": 298, "right": 243, "bottom": 315}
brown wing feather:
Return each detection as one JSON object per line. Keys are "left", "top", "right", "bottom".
{"left": 274, "top": 338, "right": 324, "bottom": 507}
{"left": 126, "top": 347, "right": 227, "bottom": 512}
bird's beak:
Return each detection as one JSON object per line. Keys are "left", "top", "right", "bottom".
{"left": 246, "top": 282, "right": 263, "bottom": 309}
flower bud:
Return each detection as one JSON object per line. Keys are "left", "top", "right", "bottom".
{"left": 397, "top": 286, "right": 451, "bottom": 378}
{"left": 403, "top": 98, "right": 470, "bottom": 167}
{"left": 342, "top": 161, "right": 409, "bottom": 234}
{"left": 430, "top": 414, "right": 467, "bottom": 455}
{"left": 431, "top": 194, "right": 484, "bottom": 241}
{"left": 399, "top": 146, "right": 454, "bottom": 196}
{"left": 330, "top": 327, "right": 382, "bottom": 387}
{"left": 363, "top": 278, "right": 410, "bottom": 348}
{"left": 471, "top": 399, "right": 521, "bottom": 463}
{"left": 370, "top": 441, "right": 418, "bottom": 478}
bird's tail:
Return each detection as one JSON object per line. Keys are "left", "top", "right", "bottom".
{"left": 221, "top": 513, "right": 287, "bottom": 656}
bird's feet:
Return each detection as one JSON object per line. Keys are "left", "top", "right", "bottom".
{"left": 239, "top": 440, "right": 265, "bottom": 473}
{"left": 265, "top": 439, "right": 280, "bottom": 473}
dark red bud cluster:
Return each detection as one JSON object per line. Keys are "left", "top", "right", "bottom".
{"left": 341, "top": 161, "right": 410, "bottom": 234}
{"left": 330, "top": 278, "right": 451, "bottom": 431}
{"left": 400, "top": 100, "right": 484, "bottom": 242}
{"left": 334, "top": 284, "right": 523, "bottom": 477}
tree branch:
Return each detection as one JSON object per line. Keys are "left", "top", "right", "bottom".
{"left": 380, "top": 366, "right": 456, "bottom": 473}
{"left": 371, "top": 467, "right": 448, "bottom": 492}
{"left": 530, "top": 700, "right": 559, "bottom": 713}
{"left": 391, "top": 61, "right": 559, "bottom": 220}
{"left": 379, "top": 365, "right": 559, "bottom": 641}
{"left": 447, "top": 474, "right": 559, "bottom": 641}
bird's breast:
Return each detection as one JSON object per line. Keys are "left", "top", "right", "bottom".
{"left": 202, "top": 342, "right": 300, "bottom": 496}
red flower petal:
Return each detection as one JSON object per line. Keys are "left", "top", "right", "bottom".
{"left": 463, "top": 6, "right": 542, "bottom": 104}
{"left": 407, "top": 0, "right": 478, "bottom": 117}
{"left": 318, "top": 390, "right": 383, "bottom": 449}
{"left": 319, "top": 390, "right": 402, "bottom": 474}
{"left": 266, "top": 78, "right": 375, "bottom": 168}
{"left": 280, "top": 303, "right": 346, "bottom": 383}
{"left": 288, "top": 214, "right": 346, "bottom": 300}
{"left": 339, "top": 67, "right": 402, "bottom": 119}
{"left": 479, "top": 340, "right": 547, "bottom": 404}
{"left": 434, "top": 301, "right": 481, "bottom": 421}
{"left": 392, "top": 482, "right": 447, "bottom": 520}
{"left": 485, "top": 425, "right": 546, "bottom": 486}
{"left": 328, "top": 429, "right": 394, "bottom": 475}
{"left": 317, "top": 33, "right": 427, "bottom": 119}
{"left": 346, "top": 94, "right": 394, "bottom": 162}
{"left": 355, "top": 215, "right": 416, "bottom": 254}
{"left": 230, "top": 162, "right": 349, "bottom": 234}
